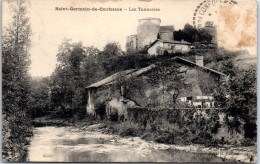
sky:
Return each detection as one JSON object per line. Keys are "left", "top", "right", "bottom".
{"left": 2, "top": 0, "right": 257, "bottom": 77}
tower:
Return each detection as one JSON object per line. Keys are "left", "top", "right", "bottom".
{"left": 137, "top": 18, "right": 161, "bottom": 50}
{"left": 126, "top": 35, "right": 138, "bottom": 52}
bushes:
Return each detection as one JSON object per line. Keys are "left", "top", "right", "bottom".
{"left": 120, "top": 127, "right": 136, "bottom": 137}
{"left": 154, "top": 131, "right": 175, "bottom": 144}
{"left": 117, "top": 122, "right": 143, "bottom": 136}
{"left": 2, "top": 113, "right": 33, "bottom": 162}
{"left": 106, "top": 107, "right": 248, "bottom": 146}
{"left": 106, "top": 122, "right": 144, "bottom": 137}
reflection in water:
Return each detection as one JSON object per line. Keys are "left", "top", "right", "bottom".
{"left": 27, "top": 126, "right": 229, "bottom": 162}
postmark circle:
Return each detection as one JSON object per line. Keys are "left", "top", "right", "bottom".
{"left": 193, "top": 0, "right": 237, "bottom": 29}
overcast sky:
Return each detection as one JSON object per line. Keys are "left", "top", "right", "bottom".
{"left": 2, "top": 0, "right": 257, "bottom": 77}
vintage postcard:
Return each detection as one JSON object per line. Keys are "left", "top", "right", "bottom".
{"left": 2, "top": 0, "right": 257, "bottom": 162}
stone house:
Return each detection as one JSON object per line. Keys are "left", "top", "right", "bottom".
{"left": 147, "top": 39, "right": 191, "bottom": 56}
{"left": 86, "top": 56, "right": 227, "bottom": 118}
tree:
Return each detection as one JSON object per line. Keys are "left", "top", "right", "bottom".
{"left": 182, "top": 23, "right": 198, "bottom": 43}
{"left": 102, "top": 42, "right": 122, "bottom": 57}
{"left": 198, "top": 28, "right": 213, "bottom": 43}
{"left": 81, "top": 46, "right": 105, "bottom": 85}
{"left": 173, "top": 23, "right": 215, "bottom": 43}
{"left": 2, "top": 0, "right": 32, "bottom": 161}
{"left": 30, "top": 77, "right": 51, "bottom": 118}
{"left": 173, "top": 30, "right": 184, "bottom": 41}
{"left": 226, "top": 65, "right": 257, "bottom": 138}
{"left": 50, "top": 40, "right": 86, "bottom": 117}
{"left": 102, "top": 42, "right": 124, "bottom": 74}
{"left": 214, "top": 60, "right": 257, "bottom": 139}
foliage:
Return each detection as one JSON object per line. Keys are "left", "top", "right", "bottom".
{"left": 102, "top": 42, "right": 123, "bottom": 57}
{"left": 174, "top": 23, "right": 216, "bottom": 43}
{"left": 226, "top": 65, "right": 257, "bottom": 138}
{"left": 106, "top": 107, "right": 237, "bottom": 146}
{"left": 50, "top": 40, "right": 86, "bottom": 118}
{"left": 108, "top": 53, "right": 151, "bottom": 73}
{"left": 101, "top": 42, "right": 125, "bottom": 74}
{"left": 30, "top": 77, "right": 51, "bottom": 118}
{"left": 2, "top": 0, "right": 33, "bottom": 161}
{"left": 203, "top": 48, "right": 241, "bottom": 70}
{"left": 50, "top": 41, "right": 126, "bottom": 118}
{"left": 80, "top": 47, "right": 105, "bottom": 85}
{"left": 49, "top": 40, "right": 153, "bottom": 119}
{"left": 214, "top": 59, "right": 257, "bottom": 139}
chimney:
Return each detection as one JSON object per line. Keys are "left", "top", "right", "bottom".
{"left": 195, "top": 55, "right": 204, "bottom": 67}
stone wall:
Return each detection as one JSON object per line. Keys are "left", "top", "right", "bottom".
{"left": 159, "top": 32, "right": 174, "bottom": 41}
{"left": 126, "top": 35, "right": 138, "bottom": 52}
{"left": 137, "top": 18, "right": 161, "bottom": 50}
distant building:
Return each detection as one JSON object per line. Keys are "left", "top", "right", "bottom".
{"left": 179, "top": 96, "right": 215, "bottom": 108}
{"left": 126, "top": 18, "right": 190, "bottom": 55}
{"left": 147, "top": 39, "right": 191, "bottom": 56}
{"left": 126, "top": 35, "right": 138, "bottom": 52}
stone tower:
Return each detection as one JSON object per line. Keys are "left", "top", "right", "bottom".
{"left": 137, "top": 18, "right": 161, "bottom": 50}
{"left": 126, "top": 35, "right": 138, "bottom": 52}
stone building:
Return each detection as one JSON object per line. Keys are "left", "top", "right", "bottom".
{"left": 86, "top": 56, "right": 227, "bottom": 119}
{"left": 126, "top": 35, "right": 138, "bottom": 52}
{"left": 137, "top": 18, "right": 161, "bottom": 50}
{"left": 147, "top": 39, "right": 191, "bottom": 56}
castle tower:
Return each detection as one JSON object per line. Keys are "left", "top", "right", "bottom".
{"left": 137, "top": 18, "right": 161, "bottom": 50}
{"left": 126, "top": 35, "right": 138, "bottom": 52}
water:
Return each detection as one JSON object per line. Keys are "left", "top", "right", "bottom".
{"left": 27, "top": 126, "right": 228, "bottom": 162}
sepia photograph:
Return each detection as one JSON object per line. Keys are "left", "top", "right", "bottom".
{"left": 2, "top": 0, "right": 257, "bottom": 162}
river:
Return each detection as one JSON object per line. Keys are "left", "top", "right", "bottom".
{"left": 27, "top": 125, "right": 231, "bottom": 162}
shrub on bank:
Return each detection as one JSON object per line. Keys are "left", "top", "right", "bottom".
{"left": 105, "top": 107, "right": 248, "bottom": 146}
{"left": 2, "top": 113, "right": 33, "bottom": 162}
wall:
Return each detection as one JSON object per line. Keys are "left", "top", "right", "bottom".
{"left": 160, "top": 32, "right": 173, "bottom": 41}
{"left": 148, "top": 42, "right": 191, "bottom": 56}
{"left": 126, "top": 35, "right": 138, "bottom": 52}
{"left": 147, "top": 41, "right": 162, "bottom": 55}
{"left": 172, "top": 44, "right": 191, "bottom": 53}
{"left": 86, "top": 89, "right": 95, "bottom": 115}
{"left": 137, "top": 18, "right": 161, "bottom": 50}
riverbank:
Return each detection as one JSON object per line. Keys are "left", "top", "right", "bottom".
{"left": 82, "top": 123, "right": 257, "bottom": 163}
{"left": 2, "top": 114, "right": 33, "bottom": 162}
{"left": 31, "top": 116, "right": 257, "bottom": 163}
{"left": 27, "top": 124, "right": 232, "bottom": 162}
